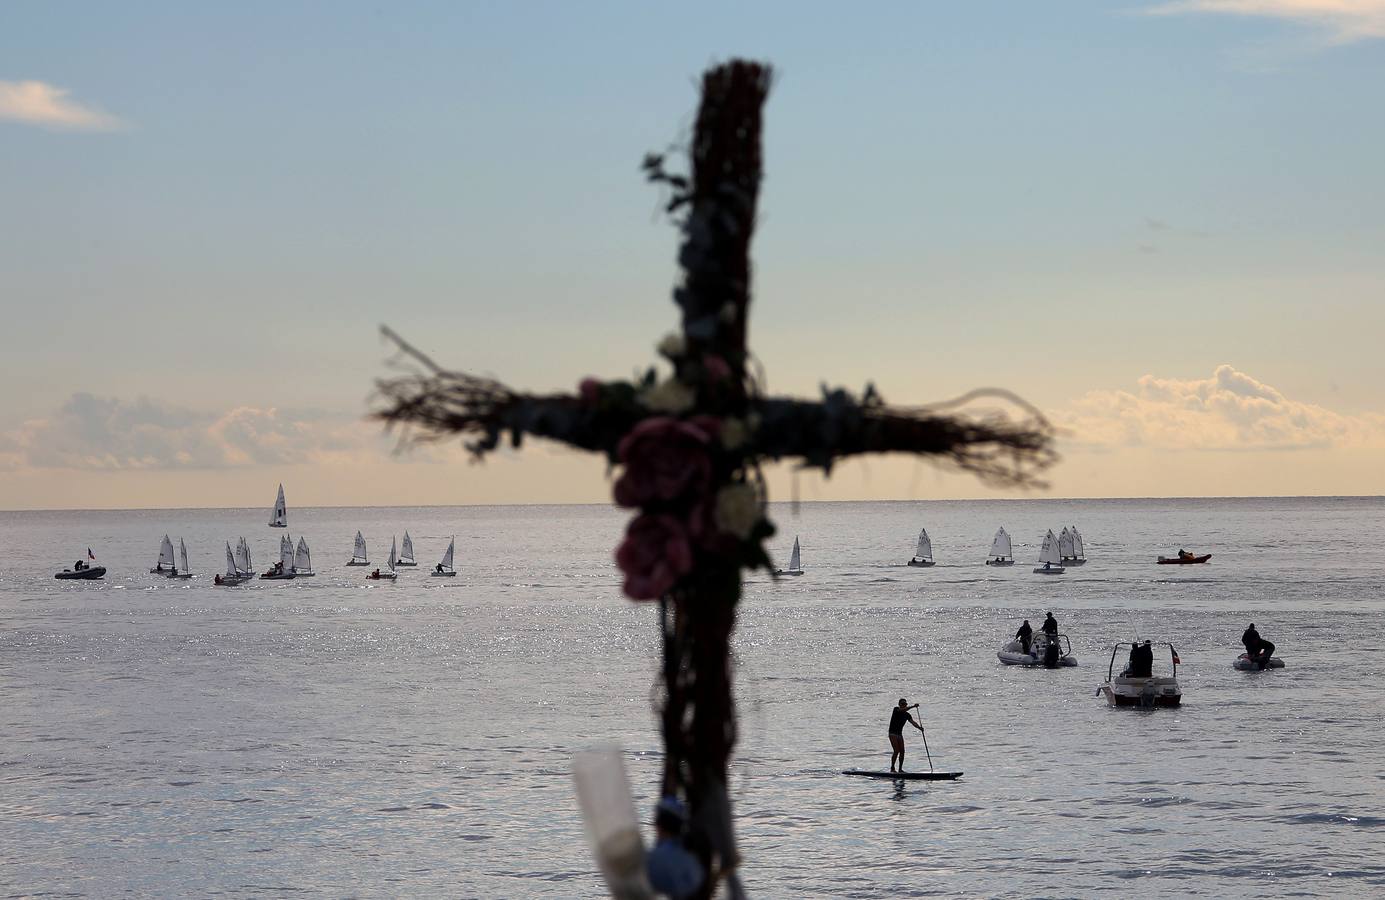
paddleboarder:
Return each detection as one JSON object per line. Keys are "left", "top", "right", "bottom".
{"left": 888, "top": 698, "right": 925, "bottom": 773}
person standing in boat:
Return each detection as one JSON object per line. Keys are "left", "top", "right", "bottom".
{"left": 1042, "top": 612, "right": 1058, "bottom": 636}
{"left": 1242, "top": 623, "right": 1275, "bottom": 669}
{"left": 888, "top": 699, "right": 925, "bottom": 773}
{"left": 1127, "top": 640, "right": 1153, "bottom": 677}
{"left": 1015, "top": 619, "right": 1033, "bottom": 653}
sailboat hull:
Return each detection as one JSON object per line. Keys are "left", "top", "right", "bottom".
{"left": 269, "top": 523, "right": 286, "bottom": 528}
{"left": 430, "top": 571, "right": 456, "bottom": 577}
{"left": 906, "top": 558, "right": 935, "bottom": 568}
{"left": 395, "top": 561, "right": 417, "bottom": 567}
{"left": 985, "top": 559, "right": 1014, "bottom": 567}
{"left": 1032, "top": 566, "right": 1066, "bottom": 575}
{"left": 345, "top": 560, "right": 370, "bottom": 566}
{"left": 366, "top": 573, "right": 398, "bottom": 580}
{"left": 775, "top": 569, "right": 804, "bottom": 576}
{"left": 1061, "top": 558, "right": 1086, "bottom": 566}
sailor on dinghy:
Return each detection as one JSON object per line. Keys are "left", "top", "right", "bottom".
{"left": 1237, "top": 623, "right": 1282, "bottom": 670}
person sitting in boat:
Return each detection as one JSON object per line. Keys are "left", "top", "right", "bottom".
{"left": 1178, "top": 548, "right": 1192, "bottom": 560}
{"left": 1015, "top": 619, "right": 1033, "bottom": 653}
{"left": 435, "top": 562, "right": 445, "bottom": 574}
{"left": 272, "top": 560, "right": 283, "bottom": 575}
{"left": 888, "top": 699, "right": 925, "bottom": 773}
{"left": 370, "top": 568, "right": 381, "bottom": 578}
{"left": 74, "top": 560, "right": 85, "bottom": 571}
{"left": 1242, "top": 623, "right": 1275, "bottom": 668}
{"left": 1042, "top": 612, "right": 1058, "bottom": 636}
{"left": 155, "top": 562, "right": 164, "bottom": 572}
{"left": 214, "top": 574, "right": 224, "bottom": 585}
{"left": 1126, "top": 640, "right": 1154, "bottom": 677}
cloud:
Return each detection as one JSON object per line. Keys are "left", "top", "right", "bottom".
{"left": 1062, "top": 365, "right": 1385, "bottom": 451}
{"left": 1, "top": 393, "right": 380, "bottom": 472}
{"left": 0, "top": 80, "right": 126, "bottom": 131}
{"left": 1147, "top": 1, "right": 1385, "bottom": 44}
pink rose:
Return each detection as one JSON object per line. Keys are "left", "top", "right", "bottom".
{"left": 613, "top": 417, "right": 714, "bottom": 509}
{"left": 615, "top": 514, "right": 694, "bottom": 600}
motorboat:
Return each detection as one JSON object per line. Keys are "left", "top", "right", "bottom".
{"left": 346, "top": 531, "right": 370, "bottom": 566}
{"left": 997, "top": 632, "right": 1077, "bottom": 667}
{"left": 984, "top": 527, "right": 1014, "bottom": 566}
{"left": 1059, "top": 527, "right": 1086, "bottom": 566}
{"left": 906, "top": 528, "right": 935, "bottom": 567}
{"left": 431, "top": 537, "right": 457, "bottom": 577}
{"left": 367, "top": 536, "right": 399, "bottom": 580}
{"left": 268, "top": 483, "right": 287, "bottom": 527}
{"left": 774, "top": 536, "right": 804, "bottom": 576}
{"left": 396, "top": 531, "right": 418, "bottom": 566}
{"left": 1233, "top": 653, "right": 1284, "bottom": 671}
{"left": 1098, "top": 642, "right": 1182, "bottom": 707}
{"left": 1158, "top": 551, "right": 1211, "bottom": 564}
{"left": 55, "top": 563, "right": 105, "bottom": 580}
{"left": 1033, "top": 530, "right": 1065, "bottom": 575}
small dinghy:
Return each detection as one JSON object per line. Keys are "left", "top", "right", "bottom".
{"left": 997, "top": 632, "right": 1077, "bottom": 667}
{"left": 1033, "top": 530, "right": 1066, "bottom": 575}
{"left": 843, "top": 769, "right": 962, "bottom": 781}
{"left": 268, "top": 483, "right": 287, "bottom": 528}
{"left": 396, "top": 531, "right": 418, "bottom": 566}
{"left": 431, "top": 537, "right": 457, "bottom": 577}
{"left": 56, "top": 550, "right": 105, "bottom": 580}
{"left": 168, "top": 538, "right": 194, "bottom": 580}
{"left": 1233, "top": 653, "right": 1284, "bottom": 671}
{"left": 292, "top": 537, "right": 315, "bottom": 577}
{"left": 1098, "top": 642, "right": 1182, "bottom": 708}
{"left": 367, "top": 537, "right": 399, "bottom": 580}
{"left": 346, "top": 531, "right": 370, "bottom": 566}
{"left": 215, "top": 541, "right": 253, "bottom": 585}
{"left": 906, "top": 528, "right": 935, "bottom": 567}
{"left": 1059, "top": 527, "right": 1086, "bottom": 567}
{"left": 774, "top": 536, "right": 804, "bottom": 576}
{"left": 235, "top": 537, "right": 256, "bottom": 580}
{"left": 150, "top": 534, "right": 178, "bottom": 576}
{"left": 260, "top": 534, "right": 296, "bottom": 579}
{"left": 1158, "top": 551, "right": 1211, "bottom": 564}
{"left": 984, "top": 527, "right": 1014, "bottom": 566}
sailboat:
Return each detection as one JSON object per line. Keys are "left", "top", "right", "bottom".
{"left": 346, "top": 531, "right": 370, "bottom": 566}
{"left": 150, "top": 535, "right": 177, "bottom": 575}
{"left": 292, "top": 537, "right": 315, "bottom": 577}
{"left": 396, "top": 531, "right": 418, "bottom": 566}
{"left": 261, "top": 533, "right": 296, "bottom": 579}
{"left": 985, "top": 527, "right": 1015, "bottom": 566}
{"left": 1063, "top": 526, "right": 1087, "bottom": 565}
{"left": 217, "top": 541, "right": 252, "bottom": 585}
{"left": 268, "top": 484, "right": 287, "bottom": 528}
{"left": 431, "top": 537, "right": 457, "bottom": 577}
{"left": 1033, "top": 529, "right": 1066, "bottom": 575}
{"left": 168, "top": 538, "right": 194, "bottom": 579}
{"left": 236, "top": 536, "right": 255, "bottom": 578}
{"left": 367, "top": 536, "right": 399, "bottom": 580}
{"left": 906, "top": 528, "right": 935, "bottom": 567}
{"left": 775, "top": 536, "right": 804, "bottom": 576}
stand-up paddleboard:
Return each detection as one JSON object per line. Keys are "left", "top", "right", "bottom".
{"left": 843, "top": 769, "right": 962, "bottom": 781}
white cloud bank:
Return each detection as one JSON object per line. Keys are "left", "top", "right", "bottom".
{"left": 0, "top": 80, "right": 125, "bottom": 131}
{"left": 1063, "top": 365, "right": 1385, "bottom": 451}
{"left": 0, "top": 393, "right": 375, "bottom": 472}
{"left": 1148, "top": 1, "right": 1385, "bottom": 43}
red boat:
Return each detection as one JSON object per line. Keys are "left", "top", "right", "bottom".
{"left": 1157, "top": 553, "right": 1211, "bottom": 565}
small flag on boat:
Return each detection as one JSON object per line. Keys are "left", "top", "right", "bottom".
{"left": 88, "top": 547, "right": 95, "bottom": 560}
{"left": 1173, "top": 653, "right": 1181, "bottom": 665}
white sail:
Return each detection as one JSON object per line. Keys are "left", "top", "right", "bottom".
{"left": 1072, "top": 528, "right": 1085, "bottom": 559}
{"left": 1058, "top": 527, "right": 1076, "bottom": 559}
{"left": 156, "top": 534, "right": 175, "bottom": 569}
{"left": 989, "top": 527, "right": 1012, "bottom": 560}
{"left": 351, "top": 531, "right": 368, "bottom": 564}
{"left": 915, "top": 528, "right": 932, "bottom": 561}
{"left": 294, "top": 537, "right": 312, "bottom": 574}
{"left": 225, "top": 542, "right": 237, "bottom": 576}
{"left": 788, "top": 537, "right": 801, "bottom": 571}
{"left": 269, "top": 484, "right": 287, "bottom": 527}
{"left": 440, "top": 537, "right": 455, "bottom": 571}
{"left": 387, "top": 536, "right": 398, "bottom": 572}
{"left": 280, "top": 534, "right": 294, "bottom": 569}
{"left": 1039, "top": 530, "right": 1063, "bottom": 565}
{"left": 401, "top": 531, "right": 416, "bottom": 564}
{"left": 236, "top": 537, "right": 253, "bottom": 575}
{"left": 179, "top": 538, "right": 190, "bottom": 574}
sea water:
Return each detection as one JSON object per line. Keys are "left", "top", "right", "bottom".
{"left": 2, "top": 498, "right": 1383, "bottom": 897}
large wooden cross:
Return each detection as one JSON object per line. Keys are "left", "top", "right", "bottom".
{"left": 377, "top": 59, "right": 1052, "bottom": 897}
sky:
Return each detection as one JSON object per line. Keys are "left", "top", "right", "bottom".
{"left": 2, "top": 1, "right": 1383, "bottom": 510}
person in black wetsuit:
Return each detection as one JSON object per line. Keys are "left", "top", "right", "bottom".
{"left": 888, "top": 698, "right": 924, "bottom": 773}
{"left": 1126, "top": 640, "right": 1154, "bottom": 677}
{"left": 1242, "top": 623, "right": 1275, "bottom": 669}
{"left": 1016, "top": 619, "right": 1033, "bottom": 653}
{"left": 1042, "top": 612, "right": 1058, "bottom": 636}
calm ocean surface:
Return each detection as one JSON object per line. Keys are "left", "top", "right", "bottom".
{"left": 3, "top": 497, "right": 1383, "bottom": 897}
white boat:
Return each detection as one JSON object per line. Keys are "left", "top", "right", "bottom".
{"left": 997, "top": 632, "right": 1077, "bottom": 667}
{"left": 396, "top": 531, "right": 418, "bottom": 566}
{"left": 292, "top": 537, "right": 315, "bottom": 577}
{"left": 1098, "top": 642, "right": 1182, "bottom": 707}
{"left": 217, "top": 542, "right": 253, "bottom": 585}
{"left": 1233, "top": 653, "right": 1284, "bottom": 671}
{"left": 260, "top": 534, "right": 296, "bottom": 580}
{"left": 269, "top": 483, "right": 287, "bottom": 528}
{"left": 346, "top": 531, "right": 370, "bottom": 566}
{"left": 906, "top": 528, "right": 935, "bottom": 567}
{"left": 1033, "top": 530, "right": 1066, "bottom": 575}
{"left": 236, "top": 536, "right": 255, "bottom": 578}
{"left": 150, "top": 534, "right": 177, "bottom": 575}
{"left": 168, "top": 538, "right": 194, "bottom": 580}
{"left": 1059, "top": 526, "right": 1087, "bottom": 566}
{"left": 431, "top": 537, "right": 457, "bottom": 577}
{"left": 984, "top": 527, "right": 1014, "bottom": 566}
{"left": 367, "top": 536, "right": 399, "bottom": 580}
{"left": 775, "top": 536, "right": 804, "bottom": 576}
